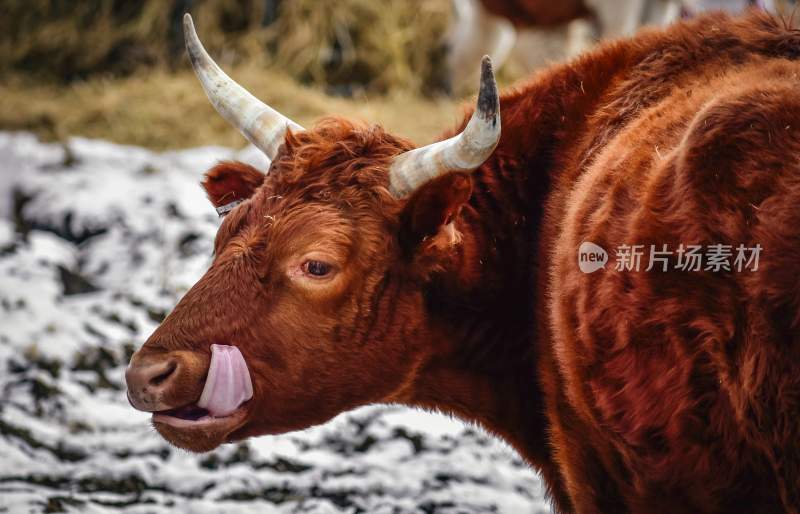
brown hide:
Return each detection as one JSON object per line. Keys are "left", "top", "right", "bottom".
{"left": 530, "top": 11, "right": 800, "bottom": 513}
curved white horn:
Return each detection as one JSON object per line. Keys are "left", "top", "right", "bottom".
{"left": 389, "top": 56, "right": 500, "bottom": 197}
{"left": 183, "top": 13, "right": 303, "bottom": 159}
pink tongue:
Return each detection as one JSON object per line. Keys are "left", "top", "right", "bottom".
{"left": 197, "top": 345, "right": 253, "bottom": 417}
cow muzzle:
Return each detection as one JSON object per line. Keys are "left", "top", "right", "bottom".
{"left": 125, "top": 349, "right": 209, "bottom": 412}
{"left": 126, "top": 345, "right": 254, "bottom": 421}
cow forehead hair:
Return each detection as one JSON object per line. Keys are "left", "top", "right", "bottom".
{"left": 219, "top": 117, "right": 424, "bottom": 250}
{"left": 266, "top": 117, "right": 416, "bottom": 201}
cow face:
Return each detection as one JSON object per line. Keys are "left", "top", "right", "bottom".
{"left": 125, "top": 14, "right": 498, "bottom": 452}
{"left": 125, "top": 120, "right": 477, "bottom": 452}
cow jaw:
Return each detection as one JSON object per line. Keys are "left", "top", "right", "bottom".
{"left": 152, "top": 345, "right": 254, "bottom": 452}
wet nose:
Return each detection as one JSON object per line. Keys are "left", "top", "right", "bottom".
{"left": 125, "top": 357, "right": 178, "bottom": 412}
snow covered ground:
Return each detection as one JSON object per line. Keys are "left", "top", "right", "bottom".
{"left": 0, "top": 132, "right": 551, "bottom": 513}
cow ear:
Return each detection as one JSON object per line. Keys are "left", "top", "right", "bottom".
{"left": 398, "top": 172, "right": 473, "bottom": 264}
{"left": 202, "top": 161, "right": 266, "bottom": 209}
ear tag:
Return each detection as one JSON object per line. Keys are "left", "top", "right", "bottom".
{"left": 216, "top": 199, "right": 243, "bottom": 217}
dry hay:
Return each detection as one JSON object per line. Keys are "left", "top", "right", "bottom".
{"left": 1, "top": 0, "right": 451, "bottom": 95}
{"left": 0, "top": 0, "right": 466, "bottom": 150}
{"left": 0, "top": 67, "right": 463, "bottom": 150}
{"left": 262, "top": 0, "right": 451, "bottom": 95}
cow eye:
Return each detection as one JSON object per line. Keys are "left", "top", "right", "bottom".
{"left": 303, "top": 260, "right": 332, "bottom": 277}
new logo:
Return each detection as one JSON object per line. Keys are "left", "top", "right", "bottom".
{"left": 578, "top": 241, "right": 608, "bottom": 273}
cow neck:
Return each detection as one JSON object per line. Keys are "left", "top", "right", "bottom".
{"left": 404, "top": 44, "right": 636, "bottom": 468}
{"left": 404, "top": 186, "right": 552, "bottom": 467}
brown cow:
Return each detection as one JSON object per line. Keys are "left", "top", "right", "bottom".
{"left": 126, "top": 11, "right": 800, "bottom": 514}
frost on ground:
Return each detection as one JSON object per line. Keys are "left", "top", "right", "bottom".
{"left": 0, "top": 132, "right": 551, "bottom": 514}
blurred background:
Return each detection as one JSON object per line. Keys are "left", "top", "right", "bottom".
{"left": 3, "top": 0, "right": 797, "bottom": 151}
{"left": 0, "top": 1, "right": 796, "bottom": 513}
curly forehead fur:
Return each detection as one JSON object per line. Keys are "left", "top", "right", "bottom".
{"left": 266, "top": 117, "right": 415, "bottom": 212}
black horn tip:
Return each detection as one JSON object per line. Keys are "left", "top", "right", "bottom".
{"left": 480, "top": 55, "right": 493, "bottom": 74}
{"left": 477, "top": 56, "right": 498, "bottom": 120}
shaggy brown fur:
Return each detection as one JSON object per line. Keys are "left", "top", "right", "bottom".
{"left": 127, "top": 10, "right": 800, "bottom": 514}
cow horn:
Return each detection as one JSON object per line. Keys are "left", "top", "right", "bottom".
{"left": 183, "top": 13, "right": 303, "bottom": 159}
{"left": 388, "top": 56, "right": 500, "bottom": 197}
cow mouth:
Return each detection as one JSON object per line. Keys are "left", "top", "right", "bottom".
{"left": 159, "top": 403, "right": 210, "bottom": 421}
{"left": 152, "top": 344, "right": 253, "bottom": 430}
{"left": 153, "top": 403, "right": 212, "bottom": 427}
{"left": 152, "top": 402, "right": 249, "bottom": 429}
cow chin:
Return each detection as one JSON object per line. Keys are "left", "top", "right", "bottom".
{"left": 152, "top": 408, "right": 249, "bottom": 453}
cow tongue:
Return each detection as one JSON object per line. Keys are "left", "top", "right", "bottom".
{"left": 196, "top": 344, "right": 253, "bottom": 417}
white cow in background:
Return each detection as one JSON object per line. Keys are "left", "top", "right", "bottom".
{"left": 447, "top": 0, "right": 778, "bottom": 94}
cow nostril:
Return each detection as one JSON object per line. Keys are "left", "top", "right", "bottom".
{"left": 126, "top": 356, "right": 185, "bottom": 412}
{"left": 149, "top": 361, "right": 177, "bottom": 387}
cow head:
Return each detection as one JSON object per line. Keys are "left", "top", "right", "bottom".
{"left": 125, "top": 14, "right": 500, "bottom": 452}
